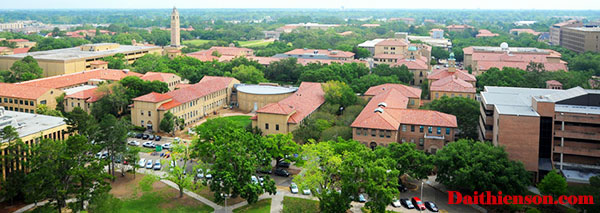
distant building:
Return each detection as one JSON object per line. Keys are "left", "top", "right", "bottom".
{"left": 131, "top": 76, "right": 239, "bottom": 132}
{"left": 430, "top": 29, "right": 444, "bottom": 39}
{"left": 170, "top": 7, "right": 181, "bottom": 47}
{"left": 187, "top": 46, "right": 254, "bottom": 61}
{"left": 476, "top": 29, "right": 499, "bottom": 38}
{"left": 463, "top": 43, "right": 568, "bottom": 75}
{"left": 446, "top": 24, "right": 474, "bottom": 32}
{"left": 0, "top": 107, "right": 69, "bottom": 178}
{"left": 0, "top": 43, "right": 161, "bottom": 77}
{"left": 388, "top": 18, "right": 415, "bottom": 25}
{"left": 274, "top": 49, "right": 354, "bottom": 61}
{"left": 361, "top": 24, "right": 380, "bottom": 28}
{"left": 427, "top": 54, "right": 476, "bottom": 100}
{"left": 351, "top": 83, "right": 457, "bottom": 152}
{"left": 514, "top": 21, "right": 537, "bottom": 26}
{"left": 510, "top": 28, "right": 541, "bottom": 36}
{"left": 6, "top": 39, "right": 36, "bottom": 48}
{"left": 338, "top": 31, "right": 353, "bottom": 36}
{"left": 263, "top": 31, "right": 280, "bottom": 40}
{"left": 560, "top": 26, "right": 600, "bottom": 53}
{"left": 479, "top": 86, "right": 600, "bottom": 182}
{"left": 407, "top": 35, "right": 452, "bottom": 50}
{"left": 550, "top": 20, "right": 583, "bottom": 46}
{"left": 276, "top": 23, "right": 340, "bottom": 33}
{"left": 0, "top": 22, "right": 25, "bottom": 31}
{"left": 251, "top": 82, "right": 325, "bottom": 135}
{"left": 545, "top": 80, "right": 563, "bottom": 90}
{"left": 371, "top": 38, "right": 432, "bottom": 85}
{"left": 357, "top": 39, "right": 385, "bottom": 56}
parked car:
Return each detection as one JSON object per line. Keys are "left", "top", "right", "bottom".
{"left": 135, "top": 133, "right": 143, "bottom": 138}
{"left": 142, "top": 134, "right": 149, "bottom": 140}
{"left": 142, "top": 141, "right": 156, "bottom": 148}
{"left": 155, "top": 135, "right": 162, "bottom": 141}
{"left": 392, "top": 198, "right": 402, "bottom": 207}
{"left": 153, "top": 162, "right": 162, "bottom": 170}
{"left": 411, "top": 197, "right": 426, "bottom": 211}
{"left": 257, "top": 166, "right": 272, "bottom": 174}
{"left": 398, "top": 182, "right": 408, "bottom": 193}
{"left": 128, "top": 140, "right": 140, "bottom": 146}
{"left": 196, "top": 169, "right": 204, "bottom": 179}
{"left": 400, "top": 198, "right": 414, "bottom": 209}
{"left": 96, "top": 151, "right": 108, "bottom": 159}
{"left": 148, "top": 135, "right": 155, "bottom": 140}
{"left": 289, "top": 183, "right": 299, "bottom": 194}
{"left": 146, "top": 160, "right": 153, "bottom": 169}
{"left": 277, "top": 160, "right": 290, "bottom": 168}
{"left": 302, "top": 188, "right": 311, "bottom": 195}
{"left": 358, "top": 194, "right": 366, "bottom": 203}
{"left": 425, "top": 201, "right": 439, "bottom": 212}
{"left": 205, "top": 169, "right": 212, "bottom": 179}
{"left": 274, "top": 168, "right": 290, "bottom": 177}
{"left": 258, "top": 176, "right": 265, "bottom": 186}
{"left": 162, "top": 143, "right": 172, "bottom": 150}
{"left": 251, "top": 176, "right": 259, "bottom": 184}
{"left": 138, "top": 158, "right": 146, "bottom": 168}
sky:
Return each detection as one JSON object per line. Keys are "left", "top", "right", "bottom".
{"left": 2, "top": 0, "right": 600, "bottom": 10}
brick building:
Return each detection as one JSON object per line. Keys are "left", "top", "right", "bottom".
{"left": 427, "top": 54, "right": 477, "bottom": 100}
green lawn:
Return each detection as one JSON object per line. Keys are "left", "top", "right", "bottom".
{"left": 233, "top": 198, "right": 271, "bottom": 213}
{"left": 120, "top": 191, "right": 214, "bottom": 213}
{"left": 239, "top": 40, "right": 274, "bottom": 48}
{"left": 282, "top": 196, "right": 319, "bottom": 213}
{"left": 182, "top": 39, "right": 214, "bottom": 46}
{"left": 222, "top": 115, "right": 252, "bottom": 127}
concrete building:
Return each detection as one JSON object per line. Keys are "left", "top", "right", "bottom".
{"left": 0, "top": 43, "right": 161, "bottom": 77}
{"left": 131, "top": 76, "right": 239, "bottom": 132}
{"left": 351, "top": 84, "right": 457, "bottom": 152}
{"left": 263, "top": 31, "right": 281, "bottom": 40}
{"left": 560, "top": 27, "right": 600, "bottom": 53}
{"left": 430, "top": 29, "right": 444, "bottom": 39}
{"left": 479, "top": 86, "right": 600, "bottom": 182}
{"left": 463, "top": 43, "right": 568, "bottom": 75}
{"left": 0, "top": 107, "right": 69, "bottom": 178}
{"left": 234, "top": 84, "right": 297, "bottom": 113}
{"left": 357, "top": 39, "right": 385, "bottom": 56}
{"left": 427, "top": 54, "right": 476, "bottom": 100}
{"left": 187, "top": 46, "right": 254, "bottom": 61}
{"left": 407, "top": 35, "right": 452, "bottom": 50}
{"left": 549, "top": 20, "right": 583, "bottom": 46}
{"left": 274, "top": 49, "right": 355, "bottom": 61}
{"left": 251, "top": 82, "right": 325, "bottom": 135}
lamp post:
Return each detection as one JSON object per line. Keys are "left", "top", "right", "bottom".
{"left": 420, "top": 181, "right": 424, "bottom": 200}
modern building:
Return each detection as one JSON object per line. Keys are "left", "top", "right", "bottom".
{"left": 131, "top": 76, "right": 239, "bottom": 132}
{"left": 276, "top": 23, "right": 340, "bottom": 33}
{"left": 407, "top": 35, "right": 452, "bottom": 50}
{"left": 351, "top": 84, "right": 457, "bottom": 152}
{"left": 430, "top": 29, "right": 444, "bottom": 39}
{"left": 479, "top": 86, "right": 600, "bottom": 182}
{"left": 263, "top": 31, "right": 281, "bottom": 40}
{"left": 549, "top": 20, "right": 583, "bottom": 46}
{"left": 560, "top": 26, "right": 600, "bottom": 53}
{"left": 250, "top": 82, "right": 325, "bottom": 135}
{"left": 274, "top": 49, "right": 355, "bottom": 61}
{"left": 476, "top": 29, "right": 499, "bottom": 38}
{"left": 388, "top": 18, "right": 415, "bottom": 25}
{"left": 234, "top": 84, "right": 298, "bottom": 113}
{"left": 0, "top": 107, "right": 69, "bottom": 178}
{"left": 363, "top": 83, "right": 422, "bottom": 109}
{"left": 463, "top": 43, "right": 568, "bottom": 75}
{"left": 427, "top": 54, "right": 476, "bottom": 100}
{"left": 0, "top": 43, "right": 161, "bottom": 77}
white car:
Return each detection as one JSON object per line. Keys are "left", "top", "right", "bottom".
{"left": 146, "top": 160, "right": 153, "bottom": 169}
{"left": 138, "top": 158, "right": 146, "bottom": 168}
{"left": 205, "top": 169, "right": 212, "bottom": 179}
{"left": 128, "top": 140, "right": 140, "bottom": 146}
{"left": 302, "top": 188, "right": 311, "bottom": 195}
{"left": 142, "top": 141, "right": 155, "bottom": 148}
{"left": 162, "top": 143, "right": 172, "bottom": 150}
{"left": 196, "top": 169, "right": 204, "bottom": 178}
{"left": 251, "top": 176, "right": 259, "bottom": 184}
{"left": 290, "top": 183, "right": 299, "bottom": 194}
{"left": 392, "top": 199, "right": 402, "bottom": 208}
{"left": 96, "top": 151, "right": 108, "bottom": 159}
{"left": 153, "top": 162, "right": 162, "bottom": 170}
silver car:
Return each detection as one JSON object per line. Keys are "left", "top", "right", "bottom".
{"left": 146, "top": 160, "right": 153, "bottom": 169}
{"left": 290, "top": 183, "right": 299, "bottom": 194}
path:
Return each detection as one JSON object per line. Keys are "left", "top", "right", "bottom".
{"left": 14, "top": 198, "right": 77, "bottom": 213}
{"left": 270, "top": 190, "right": 285, "bottom": 213}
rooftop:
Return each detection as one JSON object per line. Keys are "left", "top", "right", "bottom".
{"left": 282, "top": 49, "right": 355, "bottom": 58}
{"left": 0, "top": 44, "right": 160, "bottom": 61}
{"left": 0, "top": 83, "right": 55, "bottom": 100}
{"left": 0, "top": 107, "right": 66, "bottom": 142}
{"left": 235, "top": 84, "right": 297, "bottom": 95}
{"left": 364, "top": 83, "right": 421, "bottom": 98}
{"left": 358, "top": 39, "right": 386, "bottom": 48}
{"left": 18, "top": 69, "right": 143, "bottom": 89}
{"left": 254, "top": 82, "right": 325, "bottom": 124}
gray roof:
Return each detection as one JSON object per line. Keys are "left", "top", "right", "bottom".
{"left": 0, "top": 44, "right": 160, "bottom": 61}
{"left": 63, "top": 85, "right": 97, "bottom": 95}
{"left": 236, "top": 84, "right": 297, "bottom": 95}
{"left": 358, "top": 39, "right": 385, "bottom": 48}
{"left": 0, "top": 108, "right": 66, "bottom": 143}
{"left": 471, "top": 46, "right": 550, "bottom": 54}
{"left": 481, "top": 86, "right": 599, "bottom": 116}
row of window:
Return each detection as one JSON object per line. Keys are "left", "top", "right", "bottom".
{"left": 434, "top": 93, "right": 471, "bottom": 99}
{"left": 401, "top": 124, "right": 451, "bottom": 135}
{"left": 383, "top": 47, "right": 396, "bottom": 50}
{"left": 355, "top": 125, "right": 451, "bottom": 137}
{"left": 1, "top": 98, "right": 35, "bottom": 106}
{"left": 355, "top": 128, "right": 392, "bottom": 138}
{"left": 264, "top": 123, "right": 280, "bottom": 131}
{"left": 2, "top": 106, "right": 34, "bottom": 113}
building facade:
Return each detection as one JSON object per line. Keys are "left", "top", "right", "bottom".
{"left": 234, "top": 84, "right": 298, "bottom": 113}
{"left": 549, "top": 20, "right": 582, "bottom": 46}
{"left": 427, "top": 55, "right": 477, "bottom": 100}
{"left": 479, "top": 86, "right": 600, "bottom": 182}
{"left": 560, "top": 27, "right": 600, "bottom": 53}
{"left": 274, "top": 49, "right": 354, "bottom": 61}
{"left": 0, "top": 83, "right": 62, "bottom": 113}
{"left": 363, "top": 83, "right": 422, "bottom": 108}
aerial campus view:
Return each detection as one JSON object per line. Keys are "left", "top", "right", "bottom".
{"left": 0, "top": 0, "right": 599, "bottom": 212}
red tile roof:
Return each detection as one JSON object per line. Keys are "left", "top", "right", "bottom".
{"left": 18, "top": 69, "right": 143, "bottom": 89}
{"left": 7, "top": 39, "right": 29, "bottom": 42}
{"left": 509, "top": 28, "right": 541, "bottom": 36}
{"left": 186, "top": 50, "right": 219, "bottom": 61}
{"left": 364, "top": 83, "right": 421, "bottom": 98}
{"left": 476, "top": 61, "right": 567, "bottom": 72}
{"left": 141, "top": 72, "right": 179, "bottom": 82}
{"left": 256, "top": 82, "right": 325, "bottom": 124}
{"left": 12, "top": 47, "right": 30, "bottom": 54}
{"left": 392, "top": 56, "right": 429, "bottom": 70}
{"left": 428, "top": 68, "right": 476, "bottom": 82}
{"left": 284, "top": 49, "right": 355, "bottom": 58}
{"left": 476, "top": 29, "right": 499, "bottom": 38}
{"left": 89, "top": 60, "right": 108, "bottom": 65}
{"left": 430, "top": 75, "right": 476, "bottom": 93}
{"left": 132, "top": 92, "right": 172, "bottom": 103}
{"left": 464, "top": 47, "right": 567, "bottom": 72}
{"left": 546, "top": 80, "right": 562, "bottom": 85}
{"left": 375, "top": 39, "right": 408, "bottom": 46}
{"left": 0, "top": 83, "right": 54, "bottom": 100}
{"left": 64, "top": 87, "right": 105, "bottom": 103}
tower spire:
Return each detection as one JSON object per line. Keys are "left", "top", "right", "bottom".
{"left": 170, "top": 6, "right": 181, "bottom": 47}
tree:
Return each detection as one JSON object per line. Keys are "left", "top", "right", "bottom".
{"left": 164, "top": 144, "right": 194, "bottom": 198}
{"left": 91, "top": 84, "right": 129, "bottom": 118}
{"left": 350, "top": 74, "right": 400, "bottom": 94}
{"left": 0, "top": 126, "right": 28, "bottom": 205}
{"left": 431, "top": 46, "right": 449, "bottom": 61}
{"left": 264, "top": 58, "right": 301, "bottom": 83}
{"left": 160, "top": 111, "right": 175, "bottom": 134}
{"left": 35, "top": 104, "right": 63, "bottom": 117}
{"left": 124, "top": 146, "right": 141, "bottom": 179}
{"left": 537, "top": 170, "right": 567, "bottom": 198}
{"left": 102, "top": 53, "right": 127, "bottom": 69}
{"left": 352, "top": 46, "right": 371, "bottom": 59}
{"left": 423, "top": 96, "right": 479, "bottom": 139}
{"left": 263, "top": 133, "right": 300, "bottom": 167}
{"left": 322, "top": 80, "right": 358, "bottom": 108}
{"left": 6, "top": 56, "right": 44, "bottom": 82}
{"left": 119, "top": 76, "right": 169, "bottom": 100}
{"left": 92, "top": 114, "right": 130, "bottom": 179}
{"left": 363, "top": 157, "right": 400, "bottom": 213}
{"left": 372, "top": 64, "right": 413, "bottom": 84}
{"left": 434, "top": 139, "right": 531, "bottom": 194}
{"left": 131, "top": 53, "right": 174, "bottom": 74}
{"left": 227, "top": 65, "right": 267, "bottom": 84}
{"left": 65, "top": 107, "right": 97, "bottom": 137}
{"left": 380, "top": 142, "right": 433, "bottom": 180}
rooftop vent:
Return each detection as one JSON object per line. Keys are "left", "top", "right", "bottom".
{"left": 313, "top": 50, "right": 319, "bottom": 54}
{"left": 378, "top": 102, "right": 387, "bottom": 107}
{"left": 374, "top": 107, "right": 384, "bottom": 113}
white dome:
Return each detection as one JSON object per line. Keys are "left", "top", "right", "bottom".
{"left": 500, "top": 42, "right": 509, "bottom": 49}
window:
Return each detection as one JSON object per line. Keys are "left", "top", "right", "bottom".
{"left": 141, "top": 111, "right": 144, "bottom": 116}
{"left": 428, "top": 127, "right": 433, "bottom": 133}
{"left": 364, "top": 129, "right": 368, "bottom": 136}
{"left": 276, "top": 124, "right": 279, "bottom": 131}
{"left": 411, "top": 125, "right": 415, "bottom": 132}
{"left": 2, "top": 98, "right": 6, "bottom": 103}
{"left": 379, "top": 130, "right": 384, "bottom": 137}
{"left": 437, "top": 127, "right": 441, "bottom": 134}
{"left": 384, "top": 47, "right": 388, "bottom": 50}
{"left": 71, "top": 102, "right": 74, "bottom": 107}
{"left": 402, "top": 125, "right": 407, "bottom": 131}
{"left": 401, "top": 138, "right": 406, "bottom": 142}
{"left": 148, "top": 111, "right": 151, "bottom": 116}
{"left": 40, "top": 100, "right": 46, "bottom": 105}
{"left": 410, "top": 99, "right": 415, "bottom": 105}
{"left": 435, "top": 93, "right": 439, "bottom": 99}
{"left": 356, "top": 128, "right": 361, "bottom": 135}
{"left": 385, "top": 130, "right": 391, "bottom": 138}
{"left": 371, "top": 129, "right": 376, "bottom": 137}
{"left": 141, "top": 120, "right": 144, "bottom": 126}
{"left": 446, "top": 128, "right": 450, "bottom": 135}
{"left": 9, "top": 99, "right": 13, "bottom": 104}
{"left": 419, "top": 138, "right": 424, "bottom": 146}
{"left": 391, "top": 47, "right": 396, "bottom": 50}
{"left": 19, "top": 100, "right": 23, "bottom": 105}
{"left": 77, "top": 103, "right": 80, "bottom": 107}
{"left": 419, "top": 126, "right": 424, "bottom": 133}
{"left": 265, "top": 123, "right": 269, "bottom": 130}
{"left": 451, "top": 94, "right": 455, "bottom": 98}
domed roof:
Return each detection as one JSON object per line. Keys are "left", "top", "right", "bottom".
{"left": 449, "top": 52, "right": 455, "bottom": 60}
{"left": 500, "top": 42, "right": 509, "bottom": 49}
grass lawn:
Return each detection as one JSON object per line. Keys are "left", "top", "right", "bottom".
{"left": 182, "top": 39, "right": 214, "bottom": 46}
{"left": 222, "top": 115, "right": 252, "bottom": 127}
{"left": 188, "top": 183, "right": 246, "bottom": 206}
{"left": 239, "top": 40, "right": 274, "bottom": 48}
{"left": 233, "top": 198, "right": 271, "bottom": 213}
{"left": 282, "top": 196, "right": 319, "bottom": 213}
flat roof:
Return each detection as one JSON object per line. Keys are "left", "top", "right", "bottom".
{"left": 0, "top": 109, "right": 66, "bottom": 142}
{"left": 358, "top": 39, "right": 385, "bottom": 48}
{"left": 555, "top": 104, "right": 600, "bottom": 115}
{"left": 0, "top": 44, "right": 160, "bottom": 61}
{"left": 63, "top": 85, "right": 98, "bottom": 95}
{"left": 567, "top": 27, "right": 600, "bottom": 32}
{"left": 236, "top": 84, "right": 297, "bottom": 95}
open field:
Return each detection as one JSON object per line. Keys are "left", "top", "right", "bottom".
{"left": 282, "top": 196, "right": 319, "bottom": 213}
{"left": 233, "top": 198, "right": 272, "bottom": 213}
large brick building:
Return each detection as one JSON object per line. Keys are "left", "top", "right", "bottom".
{"left": 351, "top": 84, "right": 457, "bottom": 153}
{"left": 479, "top": 86, "right": 600, "bottom": 182}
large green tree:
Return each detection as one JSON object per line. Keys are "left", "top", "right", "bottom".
{"left": 6, "top": 56, "right": 44, "bottom": 82}
{"left": 372, "top": 64, "right": 413, "bottom": 84}
{"left": 119, "top": 76, "right": 169, "bottom": 100}
{"left": 322, "top": 80, "right": 358, "bottom": 108}
{"left": 537, "top": 170, "right": 567, "bottom": 199}
{"left": 227, "top": 64, "right": 267, "bottom": 84}
{"left": 159, "top": 111, "right": 176, "bottom": 134}
{"left": 423, "top": 96, "right": 479, "bottom": 139}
